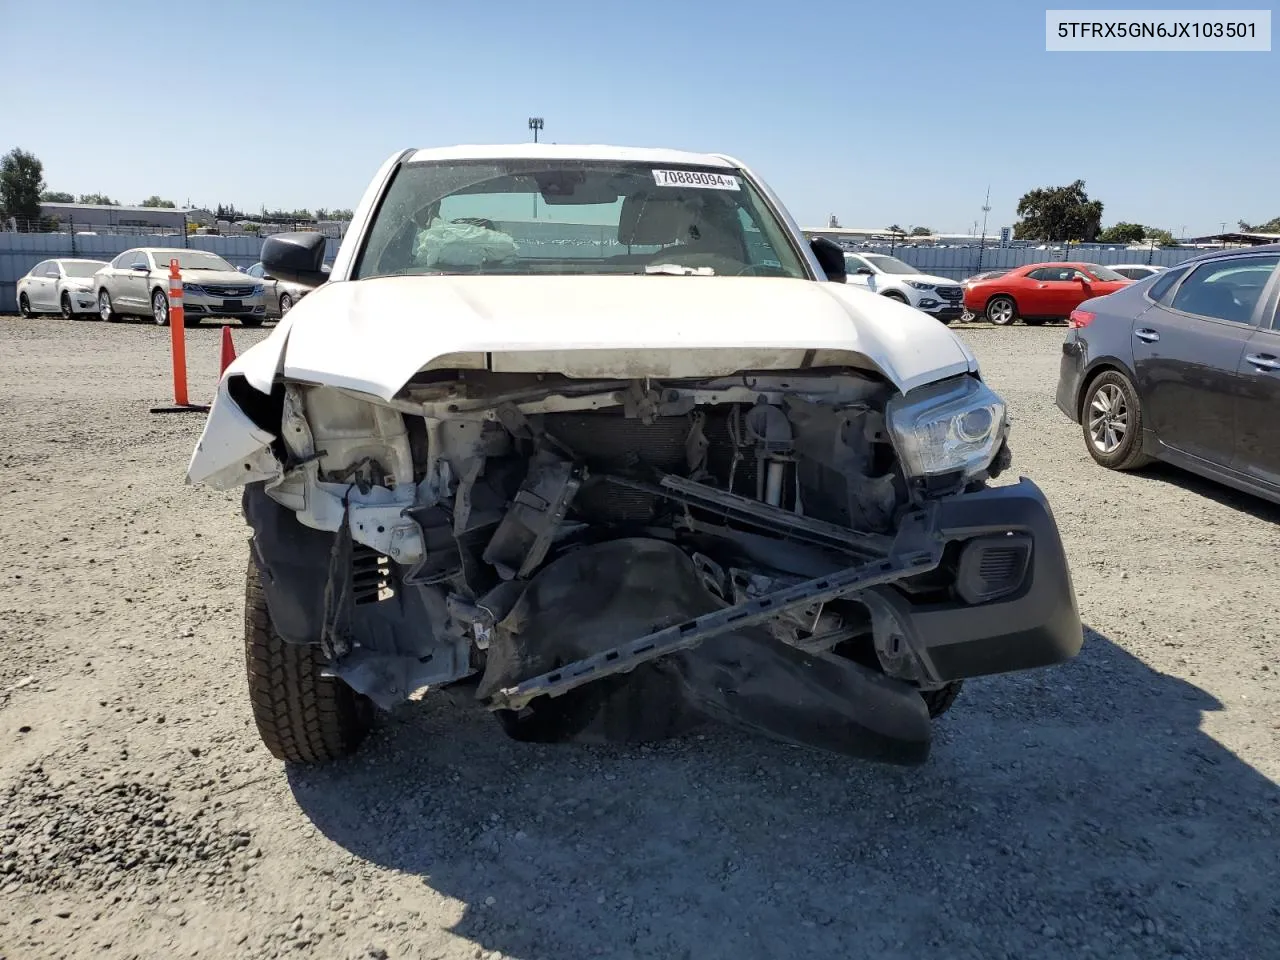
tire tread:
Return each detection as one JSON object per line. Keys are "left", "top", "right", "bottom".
{"left": 243, "top": 554, "right": 371, "bottom": 763}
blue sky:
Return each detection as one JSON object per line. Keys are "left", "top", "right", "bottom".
{"left": 1, "top": 0, "right": 1275, "bottom": 235}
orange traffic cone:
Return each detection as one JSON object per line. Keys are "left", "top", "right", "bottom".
{"left": 219, "top": 326, "right": 237, "bottom": 375}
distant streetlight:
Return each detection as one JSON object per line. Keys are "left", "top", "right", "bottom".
{"left": 977, "top": 185, "right": 991, "bottom": 272}
{"left": 528, "top": 117, "right": 544, "bottom": 143}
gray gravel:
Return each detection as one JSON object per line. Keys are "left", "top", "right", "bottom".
{"left": 1, "top": 315, "right": 1277, "bottom": 960}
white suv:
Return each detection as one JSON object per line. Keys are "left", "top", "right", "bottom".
{"left": 843, "top": 252, "right": 965, "bottom": 324}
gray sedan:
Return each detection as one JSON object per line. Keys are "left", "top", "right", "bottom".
{"left": 1055, "top": 244, "right": 1280, "bottom": 505}
{"left": 245, "top": 261, "right": 313, "bottom": 318}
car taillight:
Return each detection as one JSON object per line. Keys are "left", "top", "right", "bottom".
{"left": 1069, "top": 309, "right": 1095, "bottom": 328}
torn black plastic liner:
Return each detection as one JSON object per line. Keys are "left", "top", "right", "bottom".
{"left": 476, "top": 538, "right": 933, "bottom": 765}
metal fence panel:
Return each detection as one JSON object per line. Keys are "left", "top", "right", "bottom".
{"left": 1, "top": 227, "right": 1220, "bottom": 312}
{"left": 836, "top": 243, "right": 1206, "bottom": 280}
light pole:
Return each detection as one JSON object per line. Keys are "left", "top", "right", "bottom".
{"left": 977, "top": 185, "right": 991, "bottom": 273}
{"left": 527, "top": 117, "right": 544, "bottom": 218}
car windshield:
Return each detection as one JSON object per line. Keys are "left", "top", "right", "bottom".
{"left": 863, "top": 255, "right": 918, "bottom": 275}
{"left": 62, "top": 261, "right": 104, "bottom": 278}
{"left": 1082, "top": 263, "right": 1127, "bottom": 281}
{"left": 157, "top": 251, "right": 235, "bottom": 271}
{"left": 352, "top": 159, "right": 808, "bottom": 280}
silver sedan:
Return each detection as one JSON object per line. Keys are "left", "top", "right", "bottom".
{"left": 16, "top": 258, "right": 109, "bottom": 318}
{"left": 245, "top": 261, "right": 313, "bottom": 318}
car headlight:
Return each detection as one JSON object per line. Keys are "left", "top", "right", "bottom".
{"left": 885, "top": 375, "right": 1007, "bottom": 479}
{"left": 252, "top": 284, "right": 264, "bottom": 295}
{"left": 184, "top": 283, "right": 204, "bottom": 295}
{"left": 905, "top": 280, "right": 936, "bottom": 290}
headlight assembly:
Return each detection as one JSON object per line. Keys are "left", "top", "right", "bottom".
{"left": 905, "top": 280, "right": 936, "bottom": 290}
{"left": 885, "top": 376, "right": 1007, "bottom": 480}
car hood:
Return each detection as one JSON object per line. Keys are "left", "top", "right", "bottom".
{"left": 229, "top": 274, "right": 979, "bottom": 401}
{"left": 182, "top": 269, "right": 258, "bottom": 285}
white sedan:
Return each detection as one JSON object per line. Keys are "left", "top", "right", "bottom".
{"left": 16, "top": 258, "right": 109, "bottom": 319}
{"left": 1107, "top": 263, "right": 1166, "bottom": 281}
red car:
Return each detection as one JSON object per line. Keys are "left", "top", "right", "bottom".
{"left": 962, "top": 262, "right": 1133, "bottom": 326}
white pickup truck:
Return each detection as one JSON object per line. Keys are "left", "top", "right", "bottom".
{"left": 187, "top": 143, "right": 1082, "bottom": 770}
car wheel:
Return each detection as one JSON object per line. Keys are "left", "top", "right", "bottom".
{"left": 152, "top": 289, "right": 170, "bottom": 326}
{"left": 882, "top": 291, "right": 909, "bottom": 304}
{"left": 921, "top": 681, "right": 964, "bottom": 718}
{"left": 98, "top": 290, "right": 119, "bottom": 322}
{"left": 278, "top": 292, "right": 293, "bottom": 315}
{"left": 985, "top": 295, "right": 1017, "bottom": 325}
{"left": 244, "top": 552, "right": 373, "bottom": 763}
{"left": 1081, "top": 370, "right": 1152, "bottom": 471}
{"left": 61, "top": 293, "right": 76, "bottom": 320}
{"left": 18, "top": 293, "right": 32, "bottom": 318}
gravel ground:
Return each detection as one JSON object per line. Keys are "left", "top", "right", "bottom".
{"left": 1, "top": 314, "right": 1277, "bottom": 960}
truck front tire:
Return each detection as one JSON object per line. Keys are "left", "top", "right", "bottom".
{"left": 244, "top": 553, "right": 372, "bottom": 763}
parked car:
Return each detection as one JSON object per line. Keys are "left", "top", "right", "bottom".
{"left": 963, "top": 262, "right": 1133, "bottom": 325}
{"left": 245, "top": 261, "right": 314, "bottom": 318}
{"left": 1056, "top": 244, "right": 1280, "bottom": 504}
{"left": 187, "top": 144, "right": 1084, "bottom": 770}
{"left": 16, "top": 258, "right": 108, "bottom": 319}
{"left": 1108, "top": 263, "right": 1166, "bottom": 281}
{"left": 94, "top": 248, "right": 267, "bottom": 327}
{"left": 842, "top": 252, "right": 965, "bottom": 323}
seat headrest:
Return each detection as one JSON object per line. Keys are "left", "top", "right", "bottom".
{"left": 618, "top": 194, "right": 692, "bottom": 246}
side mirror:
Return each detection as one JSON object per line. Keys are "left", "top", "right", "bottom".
{"left": 131, "top": 262, "right": 149, "bottom": 271}
{"left": 261, "top": 232, "right": 329, "bottom": 288}
{"left": 809, "top": 236, "right": 847, "bottom": 283}
{"left": 855, "top": 266, "right": 874, "bottom": 276}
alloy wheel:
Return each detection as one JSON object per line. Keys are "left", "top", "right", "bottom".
{"left": 1088, "top": 383, "right": 1128, "bottom": 454}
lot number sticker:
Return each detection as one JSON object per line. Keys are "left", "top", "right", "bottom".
{"left": 652, "top": 169, "right": 740, "bottom": 190}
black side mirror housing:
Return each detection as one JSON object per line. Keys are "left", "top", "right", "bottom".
{"left": 809, "top": 236, "right": 847, "bottom": 282}
{"left": 261, "top": 232, "right": 330, "bottom": 288}
{"left": 855, "top": 266, "right": 874, "bottom": 276}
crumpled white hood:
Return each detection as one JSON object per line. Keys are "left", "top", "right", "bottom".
{"left": 231, "top": 274, "right": 977, "bottom": 400}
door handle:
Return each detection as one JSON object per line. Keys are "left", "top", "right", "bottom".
{"left": 1135, "top": 328, "right": 1160, "bottom": 343}
{"left": 1245, "top": 353, "right": 1280, "bottom": 371}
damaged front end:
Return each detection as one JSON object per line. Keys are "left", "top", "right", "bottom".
{"left": 199, "top": 364, "right": 1083, "bottom": 765}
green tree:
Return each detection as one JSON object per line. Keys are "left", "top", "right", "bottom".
{"left": 1146, "top": 228, "right": 1177, "bottom": 247}
{"left": 330, "top": 209, "right": 354, "bottom": 220}
{"left": 1097, "top": 222, "right": 1146, "bottom": 244}
{"left": 910, "top": 226, "right": 932, "bottom": 236}
{"left": 887, "top": 223, "right": 904, "bottom": 234}
{"left": 1, "top": 148, "right": 46, "bottom": 223}
{"left": 1013, "top": 179, "right": 1103, "bottom": 242}
{"left": 41, "top": 190, "right": 74, "bottom": 202}
{"left": 141, "top": 195, "right": 176, "bottom": 208}
{"left": 1238, "top": 216, "right": 1280, "bottom": 233}
{"left": 78, "top": 192, "right": 116, "bottom": 205}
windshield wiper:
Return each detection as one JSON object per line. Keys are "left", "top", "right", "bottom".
{"left": 644, "top": 263, "right": 715, "bottom": 277}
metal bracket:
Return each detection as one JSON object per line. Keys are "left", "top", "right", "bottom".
{"left": 487, "top": 527, "right": 941, "bottom": 712}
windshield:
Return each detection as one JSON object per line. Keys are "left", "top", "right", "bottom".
{"left": 863, "top": 254, "right": 919, "bottom": 275}
{"left": 352, "top": 159, "right": 808, "bottom": 280}
{"left": 62, "top": 261, "right": 104, "bottom": 278}
{"left": 1082, "top": 263, "right": 1127, "bottom": 281}
{"left": 156, "top": 251, "right": 235, "bottom": 271}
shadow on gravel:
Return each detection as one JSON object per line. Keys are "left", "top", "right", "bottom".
{"left": 289, "top": 627, "right": 1279, "bottom": 960}
{"left": 1132, "top": 462, "right": 1280, "bottom": 524}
